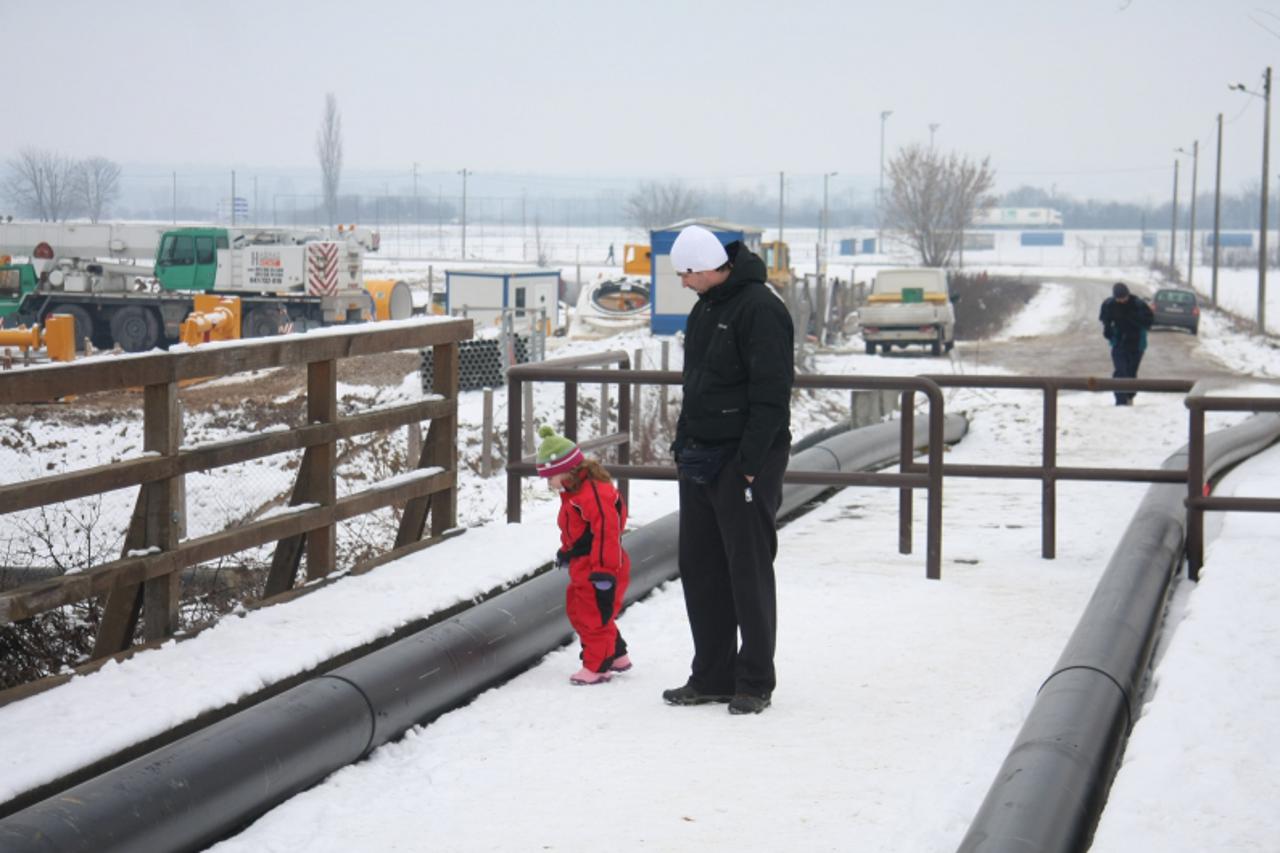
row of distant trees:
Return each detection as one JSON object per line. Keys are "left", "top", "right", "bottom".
{"left": 624, "top": 146, "right": 995, "bottom": 268}
{"left": 2, "top": 150, "right": 122, "bottom": 223}
{"left": 0, "top": 93, "right": 345, "bottom": 227}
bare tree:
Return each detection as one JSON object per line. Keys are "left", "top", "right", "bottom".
{"left": 624, "top": 180, "right": 705, "bottom": 230}
{"left": 884, "top": 145, "right": 996, "bottom": 267}
{"left": 72, "top": 156, "right": 122, "bottom": 223}
{"left": 3, "top": 147, "right": 77, "bottom": 221}
{"left": 316, "top": 93, "right": 344, "bottom": 228}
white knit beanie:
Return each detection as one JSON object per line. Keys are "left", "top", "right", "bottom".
{"left": 670, "top": 225, "right": 728, "bottom": 273}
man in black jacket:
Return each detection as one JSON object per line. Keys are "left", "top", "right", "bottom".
{"left": 1099, "top": 281, "right": 1154, "bottom": 405}
{"left": 661, "top": 225, "right": 794, "bottom": 715}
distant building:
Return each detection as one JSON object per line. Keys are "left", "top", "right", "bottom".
{"left": 973, "top": 207, "right": 1063, "bottom": 229}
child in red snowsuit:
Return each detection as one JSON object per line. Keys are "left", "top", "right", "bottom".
{"left": 536, "top": 425, "right": 632, "bottom": 686}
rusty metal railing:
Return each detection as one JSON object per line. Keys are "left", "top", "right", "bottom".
{"left": 915, "top": 374, "right": 1196, "bottom": 559}
{"left": 505, "top": 357, "right": 949, "bottom": 578}
{"left": 1185, "top": 380, "right": 1280, "bottom": 580}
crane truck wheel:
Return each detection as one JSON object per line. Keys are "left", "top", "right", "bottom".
{"left": 47, "top": 304, "right": 94, "bottom": 352}
{"left": 243, "top": 306, "right": 288, "bottom": 338}
{"left": 109, "top": 306, "right": 161, "bottom": 353}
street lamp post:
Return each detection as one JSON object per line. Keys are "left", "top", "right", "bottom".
{"left": 1176, "top": 142, "right": 1199, "bottom": 289}
{"left": 879, "top": 110, "right": 893, "bottom": 249}
{"left": 1231, "top": 67, "right": 1272, "bottom": 332}
{"left": 822, "top": 171, "right": 838, "bottom": 277}
{"left": 1169, "top": 159, "right": 1179, "bottom": 275}
{"left": 458, "top": 168, "right": 471, "bottom": 260}
{"left": 929, "top": 123, "right": 940, "bottom": 148}
{"left": 1212, "top": 113, "right": 1223, "bottom": 308}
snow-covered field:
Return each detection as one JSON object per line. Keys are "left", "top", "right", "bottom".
{"left": 2, "top": 266, "right": 1278, "bottom": 850}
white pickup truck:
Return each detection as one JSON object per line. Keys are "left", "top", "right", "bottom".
{"left": 858, "top": 268, "right": 956, "bottom": 356}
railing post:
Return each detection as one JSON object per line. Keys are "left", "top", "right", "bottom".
{"left": 261, "top": 356, "right": 335, "bottom": 591}
{"left": 899, "top": 389, "right": 915, "bottom": 555}
{"left": 94, "top": 380, "right": 182, "bottom": 656}
{"left": 304, "top": 359, "right": 337, "bottom": 580}
{"left": 564, "top": 381, "right": 578, "bottom": 442}
{"left": 1043, "top": 383, "right": 1058, "bottom": 559}
{"left": 426, "top": 341, "right": 459, "bottom": 537}
{"left": 925, "top": 383, "right": 944, "bottom": 580}
{"left": 507, "top": 370, "right": 523, "bottom": 523}
{"left": 481, "top": 387, "right": 494, "bottom": 478}
{"left": 618, "top": 354, "right": 632, "bottom": 510}
{"left": 1187, "top": 402, "right": 1206, "bottom": 580}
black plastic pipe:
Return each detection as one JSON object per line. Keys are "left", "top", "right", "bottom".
{"left": 0, "top": 413, "right": 968, "bottom": 853}
{"left": 958, "top": 412, "right": 1280, "bottom": 853}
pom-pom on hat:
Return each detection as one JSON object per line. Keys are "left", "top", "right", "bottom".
{"left": 670, "top": 225, "right": 729, "bottom": 273}
{"left": 536, "top": 425, "right": 584, "bottom": 478}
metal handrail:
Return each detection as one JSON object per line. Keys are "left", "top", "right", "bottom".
{"left": 505, "top": 361, "right": 949, "bottom": 579}
{"left": 1185, "top": 379, "right": 1280, "bottom": 579}
{"left": 919, "top": 374, "right": 1196, "bottom": 559}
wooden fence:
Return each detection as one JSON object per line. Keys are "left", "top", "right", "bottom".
{"left": 0, "top": 318, "right": 472, "bottom": 661}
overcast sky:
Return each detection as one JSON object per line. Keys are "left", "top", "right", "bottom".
{"left": 6, "top": 0, "right": 1280, "bottom": 202}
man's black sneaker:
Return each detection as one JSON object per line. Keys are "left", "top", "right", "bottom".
{"left": 662, "top": 683, "right": 733, "bottom": 706}
{"left": 728, "top": 693, "right": 771, "bottom": 715}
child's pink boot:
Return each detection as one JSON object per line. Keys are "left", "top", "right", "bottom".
{"left": 609, "top": 654, "right": 633, "bottom": 673}
{"left": 570, "top": 667, "right": 612, "bottom": 685}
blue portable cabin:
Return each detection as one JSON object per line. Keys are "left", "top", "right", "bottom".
{"left": 649, "top": 218, "right": 764, "bottom": 335}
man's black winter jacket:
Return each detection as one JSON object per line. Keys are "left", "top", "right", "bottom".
{"left": 674, "top": 242, "right": 794, "bottom": 477}
{"left": 1099, "top": 295, "right": 1153, "bottom": 353}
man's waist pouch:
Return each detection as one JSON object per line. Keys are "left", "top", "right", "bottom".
{"left": 678, "top": 443, "right": 734, "bottom": 485}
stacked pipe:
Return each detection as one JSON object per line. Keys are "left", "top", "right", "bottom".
{"left": 0, "top": 413, "right": 967, "bottom": 853}
{"left": 419, "top": 336, "right": 532, "bottom": 392}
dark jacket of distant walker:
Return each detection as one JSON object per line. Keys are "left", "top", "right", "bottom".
{"left": 1099, "top": 295, "right": 1153, "bottom": 353}
{"left": 674, "top": 242, "right": 794, "bottom": 476}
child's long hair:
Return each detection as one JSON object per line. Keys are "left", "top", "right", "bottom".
{"left": 563, "top": 458, "right": 613, "bottom": 492}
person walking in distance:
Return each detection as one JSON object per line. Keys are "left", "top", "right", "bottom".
{"left": 1099, "top": 281, "right": 1153, "bottom": 405}
{"left": 662, "top": 225, "right": 795, "bottom": 715}
{"left": 536, "top": 425, "right": 633, "bottom": 685}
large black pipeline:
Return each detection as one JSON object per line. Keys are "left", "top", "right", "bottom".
{"left": 958, "top": 412, "right": 1280, "bottom": 853}
{"left": 0, "top": 413, "right": 968, "bottom": 853}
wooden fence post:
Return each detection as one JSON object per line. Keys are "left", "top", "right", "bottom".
{"left": 93, "top": 381, "right": 181, "bottom": 656}
{"left": 264, "top": 359, "right": 337, "bottom": 594}
{"left": 398, "top": 341, "right": 459, "bottom": 546}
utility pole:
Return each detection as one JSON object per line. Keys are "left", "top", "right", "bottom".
{"left": 1169, "top": 159, "right": 1179, "bottom": 275}
{"left": 458, "top": 168, "right": 470, "bottom": 260}
{"left": 231, "top": 170, "right": 237, "bottom": 227}
{"left": 778, "top": 171, "right": 785, "bottom": 247}
{"left": 929, "top": 123, "right": 940, "bottom": 148}
{"left": 171, "top": 171, "right": 176, "bottom": 224}
{"left": 253, "top": 176, "right": 258, "bottom": 226}
{"left": 413, "top": 162, "right": 420, "bottom": 257}
{"left": 1177, "top": 142, "right": 1199, "bottom": 289}
{"left": 879, "top": 110, "right": 893, "bottom": 248}
{"left": 1262, "top": 66, "right": 1272, "bottom": 333}
{"left": 822, "top": 171, "right": 837, "bottom": 277}
{"left": 1213, "top": 113, "right": 1223, "bottom": 308}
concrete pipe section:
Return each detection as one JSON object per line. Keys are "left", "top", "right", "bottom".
{"left": 0, "top": 413, "right": 969, "bottom": 853}
{"left": 958, "top": 412, "right": 1280, "bottom": 853}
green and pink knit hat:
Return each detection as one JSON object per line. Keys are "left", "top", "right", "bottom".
{"left": 536, "top": 425, "right": 584, "bottom": 478}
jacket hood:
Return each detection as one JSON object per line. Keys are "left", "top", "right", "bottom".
{"left": 703, "top": 241, "right": 767, "bottom": 303}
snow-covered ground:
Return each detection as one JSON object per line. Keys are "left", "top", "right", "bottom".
{"left": 2, "top": 271, "right": 1277, "bottom": 850}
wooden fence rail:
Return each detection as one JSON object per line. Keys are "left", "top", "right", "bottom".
{"left": 0, "top": 318, "right": 472, "bottom": 659}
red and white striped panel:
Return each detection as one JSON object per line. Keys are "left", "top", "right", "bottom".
{"left": 307, "top": 242, "right": 340, "bottom": 295}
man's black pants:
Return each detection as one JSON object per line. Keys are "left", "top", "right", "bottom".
{"left": 1111, "top": 346, "right": 1144, "bottom": 404}
{"left": 676, "top": 443, "right": 789, "bottom": 698}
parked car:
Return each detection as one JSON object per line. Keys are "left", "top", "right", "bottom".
{"left": 1149, "top": 288, "right": 1200, "bottom": 335}
{"left": 858, "top": 268, "right": 956, "bottom": 356}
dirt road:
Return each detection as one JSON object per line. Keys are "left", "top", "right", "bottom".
{"left": 952, "top": 277, "right": 1242, "bottom": 382}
